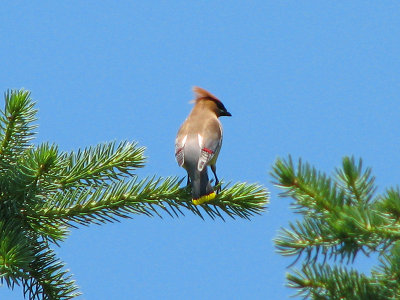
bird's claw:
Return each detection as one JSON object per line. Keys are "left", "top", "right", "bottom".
{"left": 215, "top": 180, "right": 222, "bottom": 194}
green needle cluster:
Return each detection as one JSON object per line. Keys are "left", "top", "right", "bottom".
{"left": 272, "top": 156, "right": 400, "bottom": 299}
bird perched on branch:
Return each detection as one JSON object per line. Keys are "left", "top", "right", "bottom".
{"left": 175, "top": 87, "right": 231, "bottom": 205}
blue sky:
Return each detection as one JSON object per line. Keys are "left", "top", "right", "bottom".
{"left": 1, "top": 1, "right": 400, "bottom": 299}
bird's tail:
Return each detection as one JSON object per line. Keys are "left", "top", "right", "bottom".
{"left": 190, "top": 169, "right": 215, "bottom": 205}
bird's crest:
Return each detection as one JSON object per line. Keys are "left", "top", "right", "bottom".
{"left": 192, "top": 86, "right": 220, "bottom": 103}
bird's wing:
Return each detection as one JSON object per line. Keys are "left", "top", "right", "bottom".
{"left": 197, "top": 118, "right": 222, "bottom": 172}
{"left": 175, "top": 122, "right": 189, "bottom": 167}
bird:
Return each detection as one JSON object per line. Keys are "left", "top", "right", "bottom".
{"left": 175, "top": 86, "right": 231, "bottom": 205}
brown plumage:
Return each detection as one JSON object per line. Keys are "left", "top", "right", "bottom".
{"left": 175, "top": 86, "right": 231, "bottom": 205}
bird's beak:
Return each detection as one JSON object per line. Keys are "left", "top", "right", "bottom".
{"left": 221, "top": 111, "right": 232, "bottom": 117}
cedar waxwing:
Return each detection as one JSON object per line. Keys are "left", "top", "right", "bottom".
{"left": 175, "top": 87, "right": 231, "bottom": 205}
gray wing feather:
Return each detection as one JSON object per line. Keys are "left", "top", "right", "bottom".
{"left": 197, "top": 119, "right": 222, "bottom": 171}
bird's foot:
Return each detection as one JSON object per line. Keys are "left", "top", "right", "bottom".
{"left": 215, "top": 180, "right": 222, "bottom": 194}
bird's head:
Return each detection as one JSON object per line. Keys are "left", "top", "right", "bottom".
{"left": 192, "top": 86, "right": 232, "bottom": 117}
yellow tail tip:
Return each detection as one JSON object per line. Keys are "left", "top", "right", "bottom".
{"left": 192, "top": 192, "right": 216, "bottom": 205}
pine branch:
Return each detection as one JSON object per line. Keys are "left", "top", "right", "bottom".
{"left": 288, "top": 263, "right": 383, "bottom": 299}
{"left": 0, "top": 90, "right": 37, "bottom": 169}
{"left": 8, "top": 143, "right": 61, "bottom": 204}
{"left": 273, "top": 156, "right": 400, "bottom": 298}
{"left": 335, "top": 157, "right": 376, "bottom": 205}
{"left": 0, "top": 219, "right": 34, "bottom": 288}
{"left": 376, "top": 187, "right": 400, "bottom": 220}
{"left": 58, "top": 141, "right": 146, "bottom": 188}
{"left": 272, "top": 156, "right": 389, "bottom": 263}
{"left": 371, "top": 242, "right": 400, "bottom": 298}
{"left": 22, "top": 240, "right": 81, "bottom": 300}
{"left": 27, "top": 178, "right": 268, "bottom": 229}
{"left": 0, "top": 221, "right": 79, "bottom": 300}
{"left": 275, "top": 217, "right": 340, "bottom": 262}
{"left": 271, "top": 156, "right": 340, "bottom": 215}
